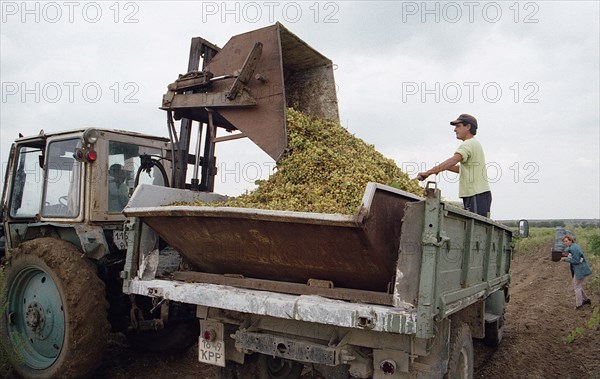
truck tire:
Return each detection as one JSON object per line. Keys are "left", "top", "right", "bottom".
{"left": 444, "top": 323, "right": 473, "bottom": 379}
{"left": 484, "top": 314, "right": 504, "bottom": 347}
{"left": 218, "top": 365, "right": 238, "bottom": 379}
{"left": 257, "top": 354, "right": 304, "bottom": 379}
{"left": 0, "top": 238, "right": 109, "bottom": 379}
{"left": 216, "top": 356, "right": 260, "bottom": 379}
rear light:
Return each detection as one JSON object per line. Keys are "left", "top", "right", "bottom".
{"left": 379, "top": 359, "right": 396, "bottom": 375}
{"left": 73, "top": 149, "right": 85, "bottom": 161}
{"left": 202, "top": 329, "right": 216, "bottom": 342}
{"left": 85, "top": 149, "right": 97, "bottom": 162}
{"left": 73, "top": 148, "right": 97, "bottom": 163}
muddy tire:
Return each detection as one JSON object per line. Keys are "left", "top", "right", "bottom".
{"left": 484, "top": 315, "right": 504, "bottom": 347}
{"left": 444, "top": 322, "right": 473, "bottom": 379}
{"left": 0, "top": 238, "right": 109, "bottom": 379}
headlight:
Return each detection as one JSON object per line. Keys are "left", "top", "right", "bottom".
{"left": 82, "top": 128, "right": 99, "bottom": 145}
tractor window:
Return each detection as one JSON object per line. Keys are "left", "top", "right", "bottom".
{"left": 108, "top": 141, "right": 164, "bottom": 213}
{"left": 9, "top": 146, "right": 44, "bottom": 218}
{"left": 41, "top": 139, "right": 82, "bottom": 218}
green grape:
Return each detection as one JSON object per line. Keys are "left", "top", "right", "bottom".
{"left": 171, "top": 108, "right": 423, "bottom": 214}
{"left": 188, "top": 108, "right": 424, "bottom": 214}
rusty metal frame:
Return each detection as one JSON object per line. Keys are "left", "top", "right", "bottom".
{"left": 173, "top": 271, "right": 393, "bottom": 305}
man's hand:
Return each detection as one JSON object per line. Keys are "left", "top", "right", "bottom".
{"left": 417, "top": 171, "right": 430, "bottom": 181}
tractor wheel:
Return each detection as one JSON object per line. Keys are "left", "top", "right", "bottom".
{"left": 0, "top": 238, "right": 109, "bottom": 379}
{"left": 444, "top": 322, "right": 474, "bottom": 379}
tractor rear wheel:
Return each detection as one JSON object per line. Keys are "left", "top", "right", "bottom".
{"left": 1, "top": 238, "right": 109, "bottom": 379}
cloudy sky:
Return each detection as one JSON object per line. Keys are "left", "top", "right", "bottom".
{"left": 1, "top": 1, "right": 599, "bottom": 220}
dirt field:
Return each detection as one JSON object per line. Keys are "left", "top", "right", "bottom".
{"left": 87, "top": 242, "right": 598, "bottom": 379}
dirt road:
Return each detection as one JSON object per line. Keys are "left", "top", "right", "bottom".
{"left": 473, "top": 242, "right": 599, "bottom": 379}
{"left": 91, "top": 243, "right": 599, "bottom": 379}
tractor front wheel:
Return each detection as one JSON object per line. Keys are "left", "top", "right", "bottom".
{"left": 1, "top": 238, "right": 109, "bottom": 379}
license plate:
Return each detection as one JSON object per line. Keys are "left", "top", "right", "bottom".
{"left": 113, "top": 230, "right": 128, "bottom": 250}
{"left": 199, "top": 320, "right": 225, "bottom": 367}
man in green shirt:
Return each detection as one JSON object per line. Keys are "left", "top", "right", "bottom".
{"left": 417, "top": 114, "right": 492, "bottom": 217}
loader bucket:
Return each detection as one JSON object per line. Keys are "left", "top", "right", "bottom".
{"left": 162, "top": 23, "right": 339, "bottom": 161}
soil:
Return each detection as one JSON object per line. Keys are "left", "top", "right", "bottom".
{"left": 10, "top": 242, "right": 596, "bottom": 379}
{"left": 472, "top": 243, "right": 600, "bottom": 379}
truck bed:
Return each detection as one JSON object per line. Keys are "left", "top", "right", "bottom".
{"left": 124, "top": 183, "right": 514, "bottom": 338}
{"left": 124, "top": 183, "right": 421, "bottom": 293}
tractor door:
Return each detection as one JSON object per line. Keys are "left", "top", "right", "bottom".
{"left": 3, "top": 137, "right": 46, "bottom": 250}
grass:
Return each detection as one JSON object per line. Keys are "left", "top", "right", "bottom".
{"left": 513, "top": 227, "right": 555, "bottom": 254}
{"left": 575, "top": 226, "right": 600, "bottom": 344}
{"left": 515, "top": 226, "right": 600, "bottom": 272}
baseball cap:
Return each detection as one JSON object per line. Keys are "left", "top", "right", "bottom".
{"left": 450, "top": 114, "right": 478, "bottom": 128}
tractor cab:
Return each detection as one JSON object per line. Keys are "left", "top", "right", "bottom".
{"left": 1, "top": 128, "right": 171, "bottom": 257}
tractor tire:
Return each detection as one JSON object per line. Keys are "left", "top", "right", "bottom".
{"left": 444, "top": 322, "right": 474, "bottom": 379}
{"left": 0, "top": 238, "right": 109, "bottom": 379}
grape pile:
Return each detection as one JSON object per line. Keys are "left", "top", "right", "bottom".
{"left": 217, "top": 108, "right": 423, "bottom": 214}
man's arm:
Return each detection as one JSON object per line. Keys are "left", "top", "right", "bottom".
{"left": 417, "top": 153, "right": 462, "bottom": 181}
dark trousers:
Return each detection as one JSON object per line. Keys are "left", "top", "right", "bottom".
{"left": 462, "top": 191, "right": 492, "bottom": 217}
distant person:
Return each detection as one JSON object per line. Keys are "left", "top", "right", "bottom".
{"left": 561, "top": 235, "right": 592, "bottom": 309}
{"left": 108, "top": 164, "right": 130, "bottom": 212}
{"left": 417, "top": 114, "right": 492, "bottom": 217}
{"left": 561, "top": 230, "right": 576, "bottom": 277}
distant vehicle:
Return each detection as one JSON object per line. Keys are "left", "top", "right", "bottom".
{"left": 551, "top": 226, "right": 573, "bottom": 262}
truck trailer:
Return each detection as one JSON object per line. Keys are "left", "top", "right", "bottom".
{"left": 1, "top": 23, "right": 527, "bottom": 379}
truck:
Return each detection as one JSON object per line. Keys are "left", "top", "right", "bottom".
{"left": 1, "top": 23, "right": 528, "bottom": 379}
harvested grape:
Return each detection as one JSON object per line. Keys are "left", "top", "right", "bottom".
{"left": 218, "top": 108, "right": 423, "bottom": 214}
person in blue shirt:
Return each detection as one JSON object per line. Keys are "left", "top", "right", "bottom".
{"left": 561, "top": 235, "right": 592, "bottom": 309}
